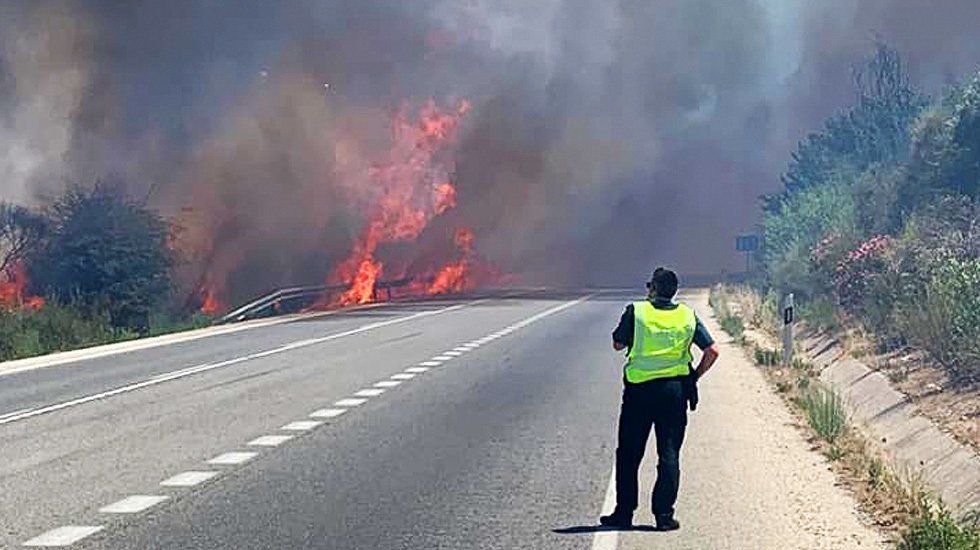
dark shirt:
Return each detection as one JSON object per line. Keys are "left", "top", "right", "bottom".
{"left": 612, "top": 296, "right": 715, "bottom": 352}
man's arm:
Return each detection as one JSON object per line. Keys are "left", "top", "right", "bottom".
{"left": 612, "top": 305, "right": 634, "bottom": 351}
{"left": 694, "top": 343, "right": 720, "bottom": 379}
{"left": 692, "top": 315, "right": 720, "bottom": 379}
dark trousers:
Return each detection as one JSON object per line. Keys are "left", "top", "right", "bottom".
{"left": 614, "top": 377, "right": 688, "bottom": 517}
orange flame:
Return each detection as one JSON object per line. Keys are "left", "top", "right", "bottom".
{"left": 428, "top": 227, "right": 477, "bottom": 295}
{"left": 330, "top": 100, "right": 470, "bottom": 306}
{"left": 199, "top": 285, "right": 224, "bottom": 315}
{"left": 0, "top": 262, "right": 46, "bottom": 311}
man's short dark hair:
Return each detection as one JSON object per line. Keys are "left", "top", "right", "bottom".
{"left": 648, "top": 267, "right": 678, "bottom": 299}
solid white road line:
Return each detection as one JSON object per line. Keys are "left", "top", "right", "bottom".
{"left": 207, "top": 451, "right": 258, "bottom": 465}
{"left": 99, "top": 495, "right": 168, "bottom": 514}
{"left": 334, "top": 398, "right": 368, "bottom": 407}
{"left": 592, "top": 471, "right": 619, "bottom": 550}
{"left": 0, "top": 301, "right": 476, "bottom": 426}
{"left": 390, "top": 373, "right": 416, "bottom": 380}
{"left": 159, "top": 471, "right": 219, "bottom": 487}
{"left": 373, "top": 380, "right": 402, "bottom": 388}
{"left": 309, "top": 408, "right": 347, "bottom": 419}
{"left": 23, "top": 525, "right": 104, "bottom": 547}
{"left": 248, "top": 435, "right": 294, "bottom": 446}
{"left": 280, "top": 420, "right": 323, "bottom": 431}
{"left": 353, "top": 388, "right": 385, "bottom": 397}
{"left": 405, "top": 367, "right": 430, "bottom": 373}
{"left": 418, "top": 361, "right": 442, "bottom": 367}
{"left": 0, "top": 407, "right": 33, "bottom": 421}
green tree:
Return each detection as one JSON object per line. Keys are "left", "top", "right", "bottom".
{"left": 903, "top": 71, "right": 980, "bottom": 207}
{"left": 0, "top": 202, "right": 48, "bottom": 274}
{"left": 779, "top": 43, "right": 925, "bottom": 195}
{"left": 31, "top": 184, "right": 174, "bottom": 332}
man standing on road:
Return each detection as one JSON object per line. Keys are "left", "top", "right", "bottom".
{"left": 600, "top": 268, "right": 720, "bottom": 531}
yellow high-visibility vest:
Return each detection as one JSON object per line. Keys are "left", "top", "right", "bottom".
{"left": 625, "top": 300, "right": 695, "bottom": 383}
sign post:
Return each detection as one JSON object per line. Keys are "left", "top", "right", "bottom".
{"left": 735, "top": 234, "right": 760, "bottom": 273}
{"left": 782, "top": 293, "right": 794, "bottom": 366}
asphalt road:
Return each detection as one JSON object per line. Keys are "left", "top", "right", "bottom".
{"left": 1, "top": 290, "right": 884, "bottom": 549}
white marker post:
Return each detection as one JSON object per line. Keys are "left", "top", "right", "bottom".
{"left": 782, "top": 293, "right": 794, "bottom": 367}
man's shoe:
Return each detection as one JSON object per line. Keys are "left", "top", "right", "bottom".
{"left": 599, "top": 510, "right": 633, "bottom": 528}
{"left": 654, "top": 514, "right": 680, "bottom": 531}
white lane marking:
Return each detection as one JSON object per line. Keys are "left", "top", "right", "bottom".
{"left": 208, "top": 451, "right": 258, "bottom": 465}
{"left": 418, "top": 361, "right": 442, "bottom": 367}
{"left": 374, "top": 380, "right": 402, "bottom": 388}
{"left": 248, "top": 434, "right": 294, "bottom": 446}
{"left": 451, "top": 347, "right": 470, "bottom": 352}
{"left": 443, "top": 351, "right": 463, "bottom": 357}
{"left": 431, "top": 355, "right": 454, "bottom": 361}
{"left": 0, "top": 407, "right": 33, "bottom": 421}
{"left": 99, "top": 495, "right": 168, "bottom": 514}
{"left": 334, "top": 398, "right": 368, "bottom": 407}
{"left": 460, "top": 344, "right": 479, "bottom": 349}
{"left": 592, "top": 470, "right": 619, "bottom": 550}
{"left": 280, "top": 420, "right": 323, "bottom": 431}
{"left": 405, "top": 367, "right": 430, "bottom": 373}
{"left": 390, "top": 373, "right": 416, "bottom": 380}
{"left": 309, "top": 408, "right": 347, "bottom": 419}
{"left": 0, "top": 301, "right": 477, "bottom": 426}
{"left": 23, "top": 525, "right": 104, "bottom": 547}
{"left": 160, "top": 471, "right": 219, "bottom": 487}
{"left": 353, "top": 388, "right": 385, "bottom": 397}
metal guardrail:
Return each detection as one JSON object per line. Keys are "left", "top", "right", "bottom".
{"left": 217, "top": 277, "right": 417, "bottom": 324}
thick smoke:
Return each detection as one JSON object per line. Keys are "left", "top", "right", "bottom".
{"left": 2, "top": 0, "right": 980, "bottom": 302}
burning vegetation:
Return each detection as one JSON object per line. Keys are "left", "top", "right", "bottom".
{"left": 327, "top": 99, "right": 478, "bottom": 306}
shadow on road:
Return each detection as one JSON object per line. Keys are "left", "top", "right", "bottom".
{"left": 552, "top": 524, "right": 659, "bottom": 534}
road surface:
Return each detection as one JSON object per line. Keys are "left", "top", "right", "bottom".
{"left": 0, "top": 290, "right": 884, "bottom": 549}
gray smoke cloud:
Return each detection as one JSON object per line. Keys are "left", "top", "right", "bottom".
{"left": 1, "top": 0, "right": 979, "bottom": 300}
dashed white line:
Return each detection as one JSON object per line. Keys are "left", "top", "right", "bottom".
{"left": 99, "top": 495, "right": 168, "bottom": 514}
{"left": 280, "top": 420, "right": 323, "bottom": 431}
{"left": 0, "top": 300, "right": 478, "bottom": 426}
{"left": 23, "top": 525, "right": 104, "bottom": 547}
{"left": 248, "top": 434, "right": 294, "bottom": 446}
{"left": 374, "top": 380, "right": 402, "bottom": 388}
{"left": 390, "top": 373, "right": 416, "bottom": 380}
{"left": 309, "top": 408, "right": 347, "bottom": 419}
{"left": 443, "top": 351, "right": 463, "bottom": 357}
{"left": 405, "top": 367, "right": 430, "bottom": 373}
{"left": 207, "top": 451, "right": 258, "bottom": 465}
{"left": 431, "top": 355, "right": 454, "bottom": 361}
{"left": 418, "top": 361, "right": 442, "bottom": 367}
{"left": 334, "top": 398, "right": 368, "bottom": 407}
{"left": 160, "top": 471, "right": 219, "bottom": 487}
{"left": 353, "top": 388, "right": 385, "bottom": 397}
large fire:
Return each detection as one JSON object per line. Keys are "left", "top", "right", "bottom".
{"left": 329, "top": 99, "right": 474, "bottom": 305}
{"left": 0, "top": 262, "right": 46, "bottom": 311}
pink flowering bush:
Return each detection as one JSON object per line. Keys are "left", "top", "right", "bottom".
{"left": 832, "top": 235, "right": 892, "bottom": 310}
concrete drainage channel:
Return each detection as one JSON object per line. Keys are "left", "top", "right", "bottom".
{"left": 801, "top": 332, "right": 980, "bottom": 515}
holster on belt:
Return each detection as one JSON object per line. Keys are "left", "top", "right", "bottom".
{"left": 684, "top": 369, "right": 699, "bottom": 411}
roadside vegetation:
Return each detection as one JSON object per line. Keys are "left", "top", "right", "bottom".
{"left": 713, "top": 42, "right": 980, "bottom": 548}
{"left": 762, "top": 43, "right": 980, "bottom": 385}
{"left": 0, "top": 184, "right": 211, "bottom": 362}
